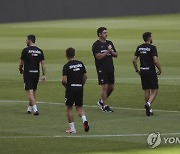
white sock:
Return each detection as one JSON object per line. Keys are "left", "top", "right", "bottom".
{"left": 81, "top": 115, "right": 87, "bottom": 123}
{"left": 147, "top": 102, "right": 151, "bottom": 107}
{"left": 27, "top": 106, "right": 33, "bottom": 112}
{"left": 150, "top": 109, "right": 153, "bottom": 113}
{"left": 69, "top": 122, "right": 76, "bottom": 131}
{"left": 32, "top": 105, "right": 38, "bottom": 112}
{"left": 100, "top": 99, "right": 103, "bottom": 103}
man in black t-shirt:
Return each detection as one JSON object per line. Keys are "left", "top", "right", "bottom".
{"left": 92, "top": 27, "right": 118, "bottom": 112}
{"left": 19, "top": 35, "right": 46, "bottom": 115}
{"left": 62, "top": 47, "right": 89, "bottom": 133}
{"left": 133, "top": 32, "right": 162, "bottom": 116}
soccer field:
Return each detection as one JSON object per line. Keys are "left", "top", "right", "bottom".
{"left": 0, "top": 14, "right": 180, "bottom": 153}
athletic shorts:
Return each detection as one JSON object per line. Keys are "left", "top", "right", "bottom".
{"left": 140, "top": 71, "right": 158, "bottom": 90}
{"left": 65, "top": 87, "right": 83, "bottom": 107}
{"left": 23, "top": 73, "right": 39, "bottom": 91}
{"left": 97, "top": 72, "right": 115, "bottom": 85}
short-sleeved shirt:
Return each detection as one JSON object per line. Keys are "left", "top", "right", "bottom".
{"left": 92, "top": 40, "right": 116, "bottom": 73}
{"left": 62, "top": 60, "right": 86, "bottom": 88}
{"left": 21, "top": 46, "right": 45, "bottom": 74}
{"left": 135, "top": 43, "right": 158, "bottom": 72}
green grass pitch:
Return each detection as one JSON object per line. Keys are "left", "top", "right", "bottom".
{"left": 0, "top": 14, "right": 180, "bottom": 153}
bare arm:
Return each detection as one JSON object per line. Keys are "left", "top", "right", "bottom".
{"left": 19, "top": 60, "right": 24, "bottom": 74}
{"left": 108, "top": 45, "right": 118, "bottom": 58}
{"left": 62, "top": 76, "right": 67, "bottom": 88}
{"left": 153, "top": 56, "right": 162, "bottom": 75}
{"left": 95, "top": 51, "right": 110, "bottom": 60}
{"left": 41, "top": 60, "right": 46, "bottom": 83}
{"left": 110, "top": 50, "right": 118, "bottom": 58}
{"left": 132, "top": 56, "right": 140, "bottom": 75}
{"left": 83, "top": 73, "right": 87, "bottom": 85}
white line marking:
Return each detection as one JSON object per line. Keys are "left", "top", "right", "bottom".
{"left": 0, "top": 77, "right": 180, "bottom": 82}
{"left": 0, "top": 100, "right": 180, "bottom": 113}
{"left": 0, "top": 133, "right": 180, "bottom": 139}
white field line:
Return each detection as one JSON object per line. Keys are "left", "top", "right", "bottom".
{"left": 0, "top": 133, "right": 180, "bottom": 139}
{"left": 0, "top": 77, "right": 180, "bottom": 83}
{"left": 0, "top": 100, "right": 180, "bottom": 113}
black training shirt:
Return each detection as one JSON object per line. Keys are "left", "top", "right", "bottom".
{"left": 135, "top": 43, "right": 158, "bottom": 72}
{"left": 92, "top": 40, "right": 116, "bottom": 73}
{"left": 21, "top": 46, "right": 45, "bottom": 74}
{"left": 62, "top": 60, "right": 86, "bottom": 87}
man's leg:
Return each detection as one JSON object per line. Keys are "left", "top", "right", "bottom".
{"left": 101, "top": 84, "right": 109, "bottom": 106}
{"left": 107, "top": 84, "right": 114, "bottom": 98}
{"left": 99, "top": 84, "right": 114, "bottom": 112}
{"left": 27, "top": 90, "right": 39, "bottom": 115}
{"left": 66, "top": 106, "right": 76, "bottom": 133}
{"left": 144, "top": 89, "right": 158, "bottom": 116}
{"left": 148, "top": 89, "right": 158, "bottom": 104}
{"left": 144, "top": 89, "right": 150, "bottom": 103}
{"left": 76, "top": 106, "right": 89, "bottom": 132}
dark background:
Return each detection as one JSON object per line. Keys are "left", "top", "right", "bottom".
{"left": 0, "top": 0, "right": 180, "bottom": 23}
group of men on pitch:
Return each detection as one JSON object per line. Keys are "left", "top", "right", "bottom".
{"left": 19, "top": 27, "right": 162, "bottom": 133}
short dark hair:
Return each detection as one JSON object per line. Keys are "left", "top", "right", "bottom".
{"left": 97, "top": 27, "right": 107, "bottom": 36}
{"left": 66, "top": 47, "right": 75, "bottom": 58}
{"left": 27, "top": 35, "right": 36, "bottom": 43}
{"left": 142, "top": 32, "right": 151, "bottom": 42}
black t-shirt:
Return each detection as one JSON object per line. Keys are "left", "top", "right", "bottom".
{"left": 21, "top": 46, "right": 45, "bottom": 74}
{"left": 135, "top": 43, "right": 158, "bottom": 72}
{"left": 62, "top": 60, "right": 86, "bottom": 87}
{"left": 92, "top": 40, "right": 116, "bottom": 73}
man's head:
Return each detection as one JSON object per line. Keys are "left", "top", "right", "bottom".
{"left": 142, "top": 32, "right": 152, "bottom": 44}
{"left": 97, "top": 27, "right": 107, "bottom": 40}
{"left": 26, "top": 35, "right": 36, "bottom": 46}
{"left": 66, "top": 47, "right": 75, "bottom": 59}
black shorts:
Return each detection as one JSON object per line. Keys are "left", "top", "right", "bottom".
{"left": 65, "top": 87, "right": 83, "bottom": 107}
{"left": 23, "top": 73, "right": 39, "bottom": 91}
{"left": 140, "top": 71, "right": 158, "bottom": 90}
{"left": 98, "top": 72, "right": 115, "bottom": 85}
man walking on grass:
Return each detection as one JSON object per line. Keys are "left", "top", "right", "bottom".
{"left": 92, "top": 27, "right": 118, "bottom": 112}
{"left": 19, "top": 35, "right": 46, "bottom": 115}
{"left": 133, "top": 32, "right": 162, "bottom": 116}
{"left": 62, "top": 47, "right": 89, "bottom": 133}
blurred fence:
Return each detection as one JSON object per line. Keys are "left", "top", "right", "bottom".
{"left": 0, "top": 0, "right": 180, "bottom": 23}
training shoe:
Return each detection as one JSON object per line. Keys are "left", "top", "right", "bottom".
{"left": 97, "top": 100, "right": 104, "bottom": 110}
{"left": 34, "top": 111, "right": 39, "bottom": 116}
{"left": 144, "top": 103, "right": 151, "bottom": 116}
{"left": 103, "top": 106, "right": 114, "bottom": 112}
{"left": 65, "top": 128, "right": 76, "bottom": 134}
{"left": 27, "top": 111, "right": 31, "bottom": 114}
{"left": 83, "top": 121, "right": 89, "bottom": 132}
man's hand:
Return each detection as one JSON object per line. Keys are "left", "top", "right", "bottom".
{"left": 19, "top": 68, "right": 24, "bottom": 74}
{"left": 136, "top": 70, "right": 140, "bottom": 75}
{"left": 108, "top": 45, "right": 114, "bottom": 53}
{"left": 156, "top": 70, "right": 162, "bottom": 75}
{"left": 41, "top": 75, "right": 46, "bottom": 84}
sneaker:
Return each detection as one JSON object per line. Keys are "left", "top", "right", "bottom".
{"left": 83, "top": 121, "right": 89, "bottom": 132}
{"left": 144, "top": 103, "right": 151, "bottom": 116}
{"left": 65, "top": 128, "right": 76, "bottom": 134}
{"left": 150, "top": 108, "right": 154, "bottom": 116}
{"left": 103, "top": 106, "right": 114, "bottom": 112}
{"left": 34, "top": 111, "right": 39, "bottom": 116}
{"left": 27, "top": 111, "right": 31, "bottom": 114}
{"left": 97, "top": 100, "right": 104, "bottom": 111}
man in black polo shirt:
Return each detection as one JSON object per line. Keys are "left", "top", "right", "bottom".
{"left": 19, "top": 35, "right": 46, "bottom": 115}
{"left": 92, "top": 27, "right": 118, "bottom": 112}
{"left": 62, "top": 47, "right": 89, "bottom": 133}
{"left": 133, "top": 32, "right": 162, "bottom": 116}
